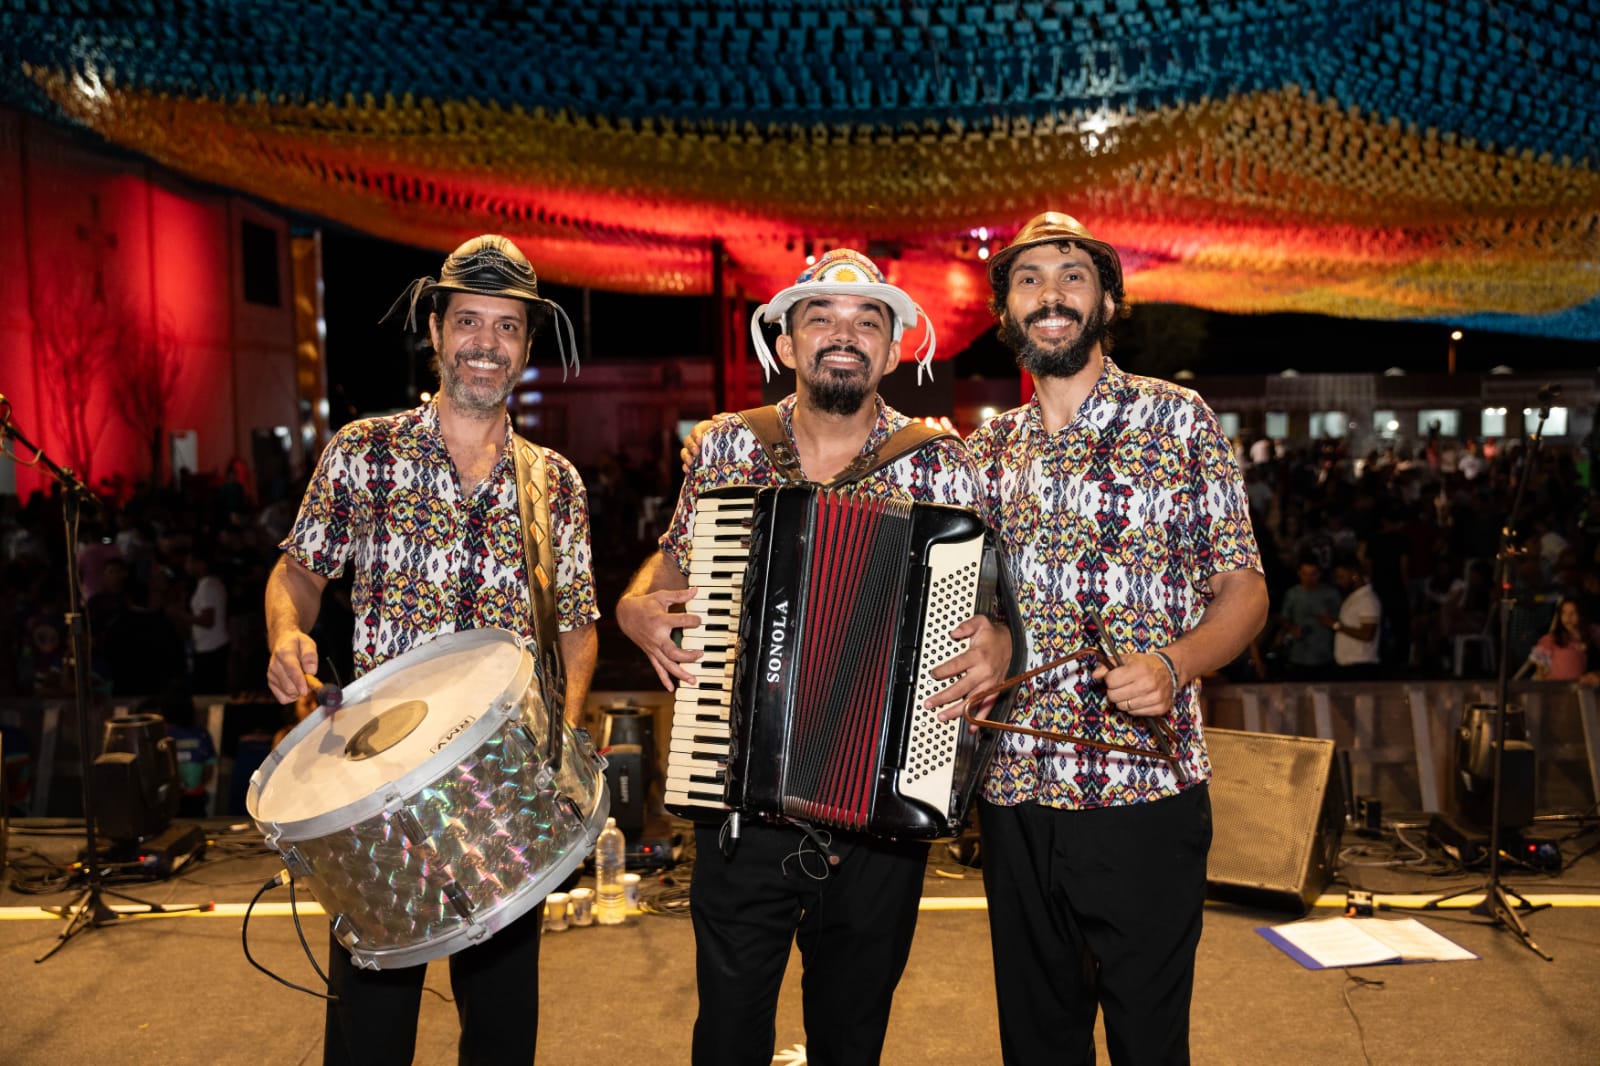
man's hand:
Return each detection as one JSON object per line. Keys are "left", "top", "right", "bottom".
{"left": 267, "top": 629, "right": 320, "bottom": 704}
{"left": 930, "top": 616, "right": 1012, "bottom": 726}
{"left": 1094, "top": 653, "right": 1174, "bottom": 716}
{"left": 678, "top": 418, "right": 716, "bottom": 473}
{"left": 616, "top": 586, "right": 705, "bottom": 691}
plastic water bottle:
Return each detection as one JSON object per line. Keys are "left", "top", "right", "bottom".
{"left": 594, "top": 817, "right": 627, "bottom": 925}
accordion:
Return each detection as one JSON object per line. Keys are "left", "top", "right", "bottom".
{"left": 664, "top": 484, "right": 1022, "bottom": 840}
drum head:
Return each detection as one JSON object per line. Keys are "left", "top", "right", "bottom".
{"left": 250, "top": 628, "right": 536, "bottom": 838}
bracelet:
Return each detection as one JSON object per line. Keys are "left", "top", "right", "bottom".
{"left": 1153, "top": 649, "right": 1182, "bottom": 696}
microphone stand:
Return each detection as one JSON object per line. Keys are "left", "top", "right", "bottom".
{"left": 1421, "top": 387, "right": 1559, "bottom": 960}
{"left": 0, "top": 400, "right": 185, "bottom": 962}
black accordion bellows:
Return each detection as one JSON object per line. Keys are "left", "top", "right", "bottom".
{"left": 721, "top": 485, "right": 1023, "bottom": 840}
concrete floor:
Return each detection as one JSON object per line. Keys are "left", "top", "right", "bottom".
{"left": 3, "top": 815, "right": 1599, "bottom": 1065}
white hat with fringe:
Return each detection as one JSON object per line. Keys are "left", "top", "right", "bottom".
{"left": 749, "top": 248, "right": 937, "bottom": 384}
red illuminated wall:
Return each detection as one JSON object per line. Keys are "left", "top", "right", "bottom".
{"left": 0, "top": 108, "right": 300, "bottom": 501}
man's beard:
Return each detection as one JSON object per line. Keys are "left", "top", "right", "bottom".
{"left": 435, "top": 345, "right": 517, "bottom": 417}
{"left": 806, "top": 344, "right": 873, "bottom": 416}
{"left": 998, "top": 301, "right": 1109, "bottom": 379}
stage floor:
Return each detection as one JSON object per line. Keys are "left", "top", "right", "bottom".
{"left": 3, "top": 815, "right": 1598, "bottom": 1065}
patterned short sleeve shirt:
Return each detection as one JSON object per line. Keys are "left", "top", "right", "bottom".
{"left": 660, "top": 394, "right": 983, "bottom": 570}
{"left": 965, "top": 359, "right": 1261, "bottom": 810}
{"left": 280, "top": 401, "right": 599, "bottom": 677}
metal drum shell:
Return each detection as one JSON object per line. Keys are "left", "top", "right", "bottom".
{"left": 246, "top": 629, "right": 609, "bottom": 970}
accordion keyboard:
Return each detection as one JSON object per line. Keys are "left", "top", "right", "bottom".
{"left": 664, "top": 490, "right": 756, "bottom": 816}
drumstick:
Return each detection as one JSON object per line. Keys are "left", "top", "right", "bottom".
{"left": 302, "top": 672, "right": 343, "bottom": 711}
{"left": 1083, "top": 604, "right": 1189, "bottom": 784}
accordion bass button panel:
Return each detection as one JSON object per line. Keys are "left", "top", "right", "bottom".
{"left": 899, "top": 541, "right": 984, "bottom": 816}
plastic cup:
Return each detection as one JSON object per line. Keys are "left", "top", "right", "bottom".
{"left": 568, "top": 886, "right": 594, "bottom": 926}
{"left": 544, "top": 892, "right": 570, "bottom": 931}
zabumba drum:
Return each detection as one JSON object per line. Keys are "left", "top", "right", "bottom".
{"left": 248, "top": 628, "right": 609, "bottom": 970}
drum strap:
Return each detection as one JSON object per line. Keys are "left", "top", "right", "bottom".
{"left": 736, "top": 405, "right": 955, "bottom": 487}
{"left": 512, "top": 433, "right": 567, "bottom": 768}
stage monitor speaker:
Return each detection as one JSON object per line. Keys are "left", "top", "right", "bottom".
{"left": 600, "top": 705, "right": 658, "bottom": 839}
{"left": 1205, "top": 728, "right": 1344, "bottom": 914}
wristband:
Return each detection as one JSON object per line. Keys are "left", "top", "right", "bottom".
{"left": 1153, "top": 649, "right": 1181, "bottom": 696}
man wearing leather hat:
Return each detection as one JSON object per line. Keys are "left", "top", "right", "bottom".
{"left": 266, "top": 234, "right": 598, "bottom": 1066}
{"left": 962, "top": 211, "right": 1267, "bottom": 1065}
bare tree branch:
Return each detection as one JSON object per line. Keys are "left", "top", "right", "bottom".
{"left": 31, "top": 276, "right": 130, "bottom": 482}
{"left": 108, "top": 310, "right": 183, "bottom": 484}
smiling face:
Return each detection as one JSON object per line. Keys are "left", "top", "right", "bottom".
{"left": 429, "top": 293, "right": 531, "bottom": 418}
{"left": 776, "top": 294, "right": 900, "bottom": 416}
{"left": 997, "top": 242, "right": 1115, "bottom": 380}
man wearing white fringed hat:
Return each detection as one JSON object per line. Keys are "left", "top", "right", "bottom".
{"left": 617, "top": 248, "right": 1013, "bottom": 1064}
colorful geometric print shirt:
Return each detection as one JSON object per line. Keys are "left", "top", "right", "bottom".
{"left": 280, "top": 401, "right": 599, "bottom": 678}
{"left": 964, "top": 359, "right": 1261, "bottom": 810}
{"left": 661, "top": 394, "right": 983, "bottom": 572}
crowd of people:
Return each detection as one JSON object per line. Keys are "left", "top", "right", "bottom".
{"left": 0, "top": 443, "right": 677, "bottom": 709}
{"left": 5, "top": 382, "right": 1592, "bottom": 716}
{"left": 1, "top": 479, "right": 288, "bottom": 702}
{"left": 1238, "top": 429, "right": 1600, "bottom": 684}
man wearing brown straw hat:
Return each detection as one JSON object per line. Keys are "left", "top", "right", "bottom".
{"left": 265, "top": 234, "right": 598, "bottom": 1066}
{"left": 963, "top": 212, "right": 1267, "bottom": 1064}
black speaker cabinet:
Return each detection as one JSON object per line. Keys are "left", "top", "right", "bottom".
{"left": 603, "top": 748, "right": 646, "bottom": 838}
{"left": 600, "top": 706, "right": 659, "bottom": 839}
{"left": 1205, "top": 728, "right": 1344, "bottom": 914}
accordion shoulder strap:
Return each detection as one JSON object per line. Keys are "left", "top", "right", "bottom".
{"left": 736, "top": 406, "right": 806, "bottom": 482}
{"left": 737, "top": 405, "right": 957, "bottom": 487}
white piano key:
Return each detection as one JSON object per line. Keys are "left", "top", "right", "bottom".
{"left": 671, "top": 725, "right": 730, "bottom": 746}
{"left": 669, "top": 740, "right": 733, "bottom": 759}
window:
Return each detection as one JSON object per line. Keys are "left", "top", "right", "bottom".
{"left": 241, "top": 220, "right": 282, "bottom": 307}
{"left": 1217, "top": 412, "right": 1241, "bottom": 439}
{"left": 1417, "top": 409, "right": 1460, "bottom": 437}
{"left": 1310, "top": 411, "right": 1348, "bottom": 439}
{"left": 1524, "top": 406, "right": 1568, "bottom": 436}
{"left": 1373, "top": 410, "right": 1401, "bottom": 440}
{"left": 1481, "top": 407, "right": 1508, "bottom": 437}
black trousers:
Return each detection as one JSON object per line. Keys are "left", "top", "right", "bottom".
{"left": 323, "top": 905, "right": 542, "bottom": 1066}
{"left": 689, "top": 819, "right": 927, "bottom": 1066}
{"left": 978, "top": 787, "right": 1212, "bottom": 1066}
